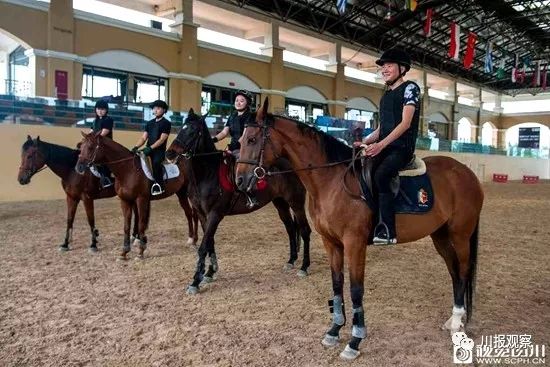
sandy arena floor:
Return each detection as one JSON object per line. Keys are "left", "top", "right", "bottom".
{"left": 0, "top": 182, "right": 549, "bottom": 367}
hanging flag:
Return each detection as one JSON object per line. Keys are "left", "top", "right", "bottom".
{"left": 424, "top": 9, "right": 433, "bottom": 37}
{"left": 463, "top": 32, "right": 477, "bottom": 69}
{"left": 484, "top": 42, "right": 493, "bottom": 73}
{"left": 337, "top": 0, "right": 346, "bottom": 13}
{"left": 448, "top": 22, "right": 460, "bottom": 61}
{"left": 405, "top": 0, "right": 417, "bottom": 11}
{"left": 532, "top": 60, "right": 541, "bottom": 87}
{"left": 496, "top": 58, "right": 506, "bottom": 79}
{"left": 542, "top": 64, "right": 548, "bottom": 90}
{"left": 512, "top": 54, "right": 518, "bottom": 83}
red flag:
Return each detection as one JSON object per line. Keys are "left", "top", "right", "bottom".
{"left": 448, "top": 22, "right": 460, "bottom": 61}
{"left": 542, "top": 64, "right": 548, "bottom": 90}
{"left": 463, "top": 32, "right": 477, "bottom": 69}
{"left": 424, "top": 9, "right": 433, "bottom": 37}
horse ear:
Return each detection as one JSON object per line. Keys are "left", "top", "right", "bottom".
{"left": 256, "top": 97, "right": 269, "bottom": 125}
{"left": 36, "top": 136, "right": 40, "bottom": 142}
{"left": 189, "top": 108, "right": 194, "bottom": 115}
{"left": 94, "top": 131, "right": 102, "bottom": 138}
{"left": 27, "top": 135, "right": 32, "bottom": 141}
{"left": 81, "top": 131, "right": 88, "bottom": 138}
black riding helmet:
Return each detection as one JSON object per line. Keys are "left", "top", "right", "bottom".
{"left": 95, "top": 99, "right": 109, "bottom": 111}
{"left": 376, "top": 48, "right": 412, "bottom": 86}
{"left": 235, "top": 89, "right": 253, "bottom": 107}
{"left": 150, "top": 99, "right": 169, "bottom": 111}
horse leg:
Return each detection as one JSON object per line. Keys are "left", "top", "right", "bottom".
{"left": 294, "top": 207, "right": 312, "bottom": 277}
{"left": 118, "top": 199, "right": 133, "bottom": 260}
{"left": 176, "top": 189, "right": 197, "bottom": 247}
{"left": 340, "top": 236, "right": 367, "bottom": 360}
{"left": 83, "top": 198, "right": 99, "bottom": 253}
{"left": 60, "top": 196, "right": 79, "bottom": 251}
{"left": 186, "top": 212, "right": 222, "bottom": 295}
{"left": 321, "top": 238, "right": 346, "bottom": 348}
{"left": 272, "top": 198, "right": 298, "bottom": 270}
{"left": 134, "top": 197, "right": 150, "bottom": 259}
{"left": 131, "top": 203, "right": 139, "bottom": 243}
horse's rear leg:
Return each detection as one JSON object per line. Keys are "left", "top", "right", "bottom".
{"left": 272, "top": 198, "right": 298, "bottom": 270}
{"left": 131, "top": 203, "right": 139, "bottom": 242}
{"left": 60, "top": 196, "right": 80, "bottom": 251}
{"left": 135, "top": 197, "right": 150, "bottom": 259}
{"left": 321, "top": 238, "right": 346, "bottom": 348}
{"left": 118, "top": 199, "right": 133, "bottom": 260}
{"left": 430, "top": 225, "right": 467, "bottom": 334}
{"left": 83, "top": 198, "right": 99, "bottom": 253}
{"left": 339, "top": 237, "right": 367, "bottom": 360}
{"left": 293, "top": 207, "right": 312, "bottom": 277}
{"left": 176, "top": 190, "right": 198, "bottom": 247}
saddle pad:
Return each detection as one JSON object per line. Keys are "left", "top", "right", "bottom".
{"left": 360, "top": 172, "right": 434, "bottom": 214}
{"left": 140, "top": 156, "right": 180, "bottom": 181}
{"left": 399, "top": 156, "right": 426, "bottom": 177}
{"left": 218, "top": 161, "right": 234, "bottom": 192}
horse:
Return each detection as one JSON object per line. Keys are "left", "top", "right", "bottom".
{"left": 235, "top": 99, "right": 483, "bottom": 360}
{"left": 75, "top": 131, "right": 198, "bottom": 260}
{"left": 165, "top": 109, "right": 312, "bottom": 294}
{"left": 17, "top": 135, "right": 125, "bottom": 252}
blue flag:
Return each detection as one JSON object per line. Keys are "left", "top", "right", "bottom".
{"left": 337, "top": 0, "right": 346, "bottom": 13}
{"left": 484, "top": 42, "right": 493, "bottom": 73}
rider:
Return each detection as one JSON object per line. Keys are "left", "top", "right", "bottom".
{"left": 211, "top": 89, "right": 254, "bottom": 159}
{"left": 89, "top": 99, "right": 114, "bottom": 188}
{"left": 358, "top": 47, "right": 420, "bottom": 245}
{"left": 131, "top": 99, "right": 172, "bottom": 196}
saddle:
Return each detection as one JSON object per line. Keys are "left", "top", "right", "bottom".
{"left": 359, "top": 155, "right": 433, "bottom": 214}
{"left": 138, "top": 153, "right": 180, "bottom": 182}
{"left": 219, "top": 151, "right": 237, "bottom": 192}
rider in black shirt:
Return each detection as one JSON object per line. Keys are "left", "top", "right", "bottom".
{"left": 90, "top": 99, "right": 114, "bottom": 188}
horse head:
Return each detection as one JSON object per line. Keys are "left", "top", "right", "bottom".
{"left": 166, "top": 108, "right": 211, "bottom": 163}
{"left": 75, "top": 131, "right": 104, "bottom": 175}
{"left": 236, "top": 97, "right": 282, "bottom": 193}
{"left": 18, "top": 135, "right": 45, "bottom": 185}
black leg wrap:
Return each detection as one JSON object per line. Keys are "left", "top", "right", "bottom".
{"left": 348, "top": 336, "right": 362, "bottom": 351}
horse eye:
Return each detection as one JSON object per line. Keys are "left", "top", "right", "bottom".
{"left": 247, "top": 137, "right": 256, "bottom": 145}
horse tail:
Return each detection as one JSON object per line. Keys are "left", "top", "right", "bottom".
{"left": 292, "top": 212, "right": 301, "bottom": 254}
{"left": 466, "top": 218, "right": 479, "bottom": 323}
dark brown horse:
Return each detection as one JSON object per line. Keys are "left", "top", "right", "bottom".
{"left": 165, "top": 110, "right": 312, "bottom": 294}
{"left": 236, "top": 99, "right": 483, "bottom": 360}
{"left": 18, "top": 136, "right": 120, "bottom": 252}
{"left": 76, "top": 132, "right": 198, "bottom": 260}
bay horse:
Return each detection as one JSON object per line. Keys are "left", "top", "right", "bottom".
{"left": 235, "top": 99, "right": 483, "bottom": 360}
{"left": 75, "top": 131, "right": 198, "bottom": 260}
{"left": 165, "top": 109, "right": 312, "bottom": 294}
{"left": 18, "top": 135, "right": 121, "bottom": 252}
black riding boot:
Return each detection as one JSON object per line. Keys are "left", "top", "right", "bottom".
{"left": 373, "top": 192, "right": 397, "bottom": 245}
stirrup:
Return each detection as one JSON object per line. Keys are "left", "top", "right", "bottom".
{"left": 373, "top": 222, "right": 397, "bottom": 245}
{"left": 100, "top": 176, "right": 113, "bottom": 188}
{"left": 151, "top": 182, "right": 164, "bottom": 196}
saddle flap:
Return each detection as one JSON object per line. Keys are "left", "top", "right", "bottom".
{"left": 139, "top": 154, "right": 180, "bottom": 181}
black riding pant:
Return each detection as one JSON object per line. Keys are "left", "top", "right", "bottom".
{"left": 150, "top": 150, "right": 165, "bottom": 184}
{"left": 372, "top": 147, "right": 412, "bottom": 194}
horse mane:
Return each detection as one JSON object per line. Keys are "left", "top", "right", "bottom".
{"left": 186, "top": 111, "right": 217, "bottom": 154}
{"left": 262, "top": 113, "right": 354, "bottom": 163}
{"left": 24, "top": 139, "right": 79, "bottom": 166}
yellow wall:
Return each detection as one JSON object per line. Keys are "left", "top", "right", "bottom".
{"left": 1, "top": 124, "right": 179, "bottom": 202}
{"left": 499, "top": 113, "right": 550, "bottom": 129}
{"left": 0, "top": 2, "right": 47, "bottom": 49}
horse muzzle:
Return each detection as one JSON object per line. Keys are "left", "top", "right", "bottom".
{"left": 18, "top": 174, "right": 30, "bottom": 185}
{"left": 75, "top": 162, "right": 88, "bottom": 175}
{"left": 236, "top": 172, "right": 257, "bottom": 193}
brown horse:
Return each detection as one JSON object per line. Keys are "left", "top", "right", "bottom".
{"left": 236, "top": 99, "right": 483, "bottom": 360}
{"left": 76, "top": 132, "right": 198, "bottom": 260}
{"left": 18, "top": 135, "right": 122, "bottom": 252}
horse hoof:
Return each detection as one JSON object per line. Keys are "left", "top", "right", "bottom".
{"left": 186, "top": 238, "right": 196, "bottom": 247}
{"left": 88, "top": 247, "right": 99, "bottom": 254}
{"left": 283, "top": 263, "right": 294, "bottom": 271}
{"left": 297, "top": 270, "right": 308, "bottom": 277}
{"left": 186, "top": 286, "right": 199, "bottom": 295}
{"left": 340, "top": 345, "right": 360, "bottom": 360}
{"left": 116, "top": 255, "right": 128, "bottom": 262}
{"left": 321, "top": 334, "right": 339, "bottom": 347}
{"left": 58, "top": 245, "right": 70, "bottom": 252}
{"left": 202, "top": 276, "right": 214, "bottom": 284}
{"left": 130, "top": 236, "right": 136, "bottom": 243}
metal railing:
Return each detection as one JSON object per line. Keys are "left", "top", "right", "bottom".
{"left": 4, "top": 79, "right": 32, "bottom": 97}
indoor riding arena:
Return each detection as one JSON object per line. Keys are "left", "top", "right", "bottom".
{"left": 1, "top": 1, "right": 549, "bottom": 366}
